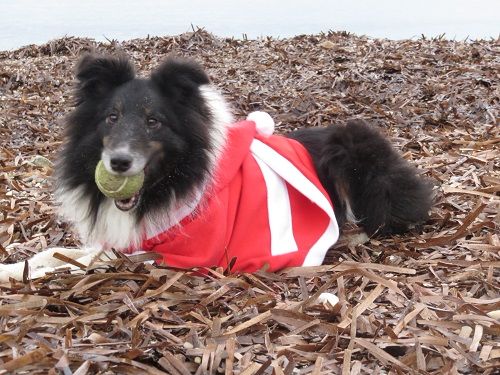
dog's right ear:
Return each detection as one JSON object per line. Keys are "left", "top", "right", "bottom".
{"left": 74, "top": 54, "right": 135, "bottom": 104}
{"left": 151, "top": 57, "right": 210, "bottom": 102}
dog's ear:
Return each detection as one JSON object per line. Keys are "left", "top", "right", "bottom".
{"left": 74, "top": 53, "right": 135, "bottom": 104}
{"left": 151, "top": 57, "right": 209, "bottom": 101}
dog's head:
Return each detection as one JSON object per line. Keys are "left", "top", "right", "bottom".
{"left": 58, "top": 54, "right": 230, "bottom": 217}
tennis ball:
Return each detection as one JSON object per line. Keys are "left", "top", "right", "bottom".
{"left": 94, "top": 160, "right": 144, "bottom": 200}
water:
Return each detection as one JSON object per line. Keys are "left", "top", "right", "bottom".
{"left": 0, "top": 0, "right": 498, "bottom": 51}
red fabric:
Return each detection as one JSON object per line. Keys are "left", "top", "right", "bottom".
{"left": 140, "top": 120, "right": 336, "bottom": 272}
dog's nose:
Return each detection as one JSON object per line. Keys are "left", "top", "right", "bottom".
{"left": 110, "top": 155, "right": 132, "bottom": 173}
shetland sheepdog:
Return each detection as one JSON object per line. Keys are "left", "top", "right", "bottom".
{"left": 52, "top": 54, "right": 432, "bottom": 272}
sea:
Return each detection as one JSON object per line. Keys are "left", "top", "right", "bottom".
{"left": 0, "top": 0, "right": 498, "bottom": 51}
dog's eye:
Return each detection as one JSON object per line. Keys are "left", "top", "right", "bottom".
{"left": 147, "top": 117, "right": 161, "bottom": 129}
{"left": 107, "top": 113, "right": 118, "bottom": 125}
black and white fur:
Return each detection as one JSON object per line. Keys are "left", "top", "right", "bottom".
{"left": 55, "top": 54, "right": 432, "bottom": 253}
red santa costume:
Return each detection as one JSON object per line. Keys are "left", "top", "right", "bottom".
{"left": 140, "top": 112, "right": 339, "bottom": 272}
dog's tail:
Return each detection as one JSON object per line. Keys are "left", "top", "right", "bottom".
{"left": 289, "top": 120, "right": 433, "bottom": 236}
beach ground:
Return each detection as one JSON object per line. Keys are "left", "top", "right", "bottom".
{"left": 0, "top": 31, "right": 498, "bottom": 374}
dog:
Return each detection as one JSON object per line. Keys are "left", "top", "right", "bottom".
{"left": 0, "top": 54, "right": 432, "bottom": 280}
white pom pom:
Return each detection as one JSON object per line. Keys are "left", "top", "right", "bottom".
{"left": 247, "top": 111, "right": 275, "bottom": 137}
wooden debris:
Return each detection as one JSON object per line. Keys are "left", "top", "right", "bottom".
{"left": 0, "top": 30, "right": 499, "bottom": 373}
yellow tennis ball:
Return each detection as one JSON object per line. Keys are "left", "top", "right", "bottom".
{"left": 94, "top": 160, "right": 144, "bottom": 199}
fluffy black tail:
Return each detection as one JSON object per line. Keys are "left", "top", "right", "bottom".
{"left": 288, "top": 120, "right": 433, "bottom": 236}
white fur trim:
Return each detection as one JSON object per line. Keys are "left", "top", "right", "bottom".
{"left": 247, "top": 111, "right": 275, "bottom": 137}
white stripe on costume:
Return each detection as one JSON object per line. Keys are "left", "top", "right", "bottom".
{"left": 253, "top": 155, "right": 299, "bottom": 256}
{"left": 250, "top": 140, "right": 339, "bottom": 266}
{"left": 302, "top": 219, "right": 338, "bottom": 266}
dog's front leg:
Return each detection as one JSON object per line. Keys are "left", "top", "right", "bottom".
{"left": 0, "top": 247, "right": 111, "bottom": 282}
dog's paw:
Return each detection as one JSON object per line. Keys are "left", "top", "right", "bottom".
{"left": 0, "top": 262, "right": 26, "bottom": 283}
{"left": 0, "top": 247, "right": 111, "bottom": 282}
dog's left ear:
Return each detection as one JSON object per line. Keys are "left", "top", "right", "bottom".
{"left": 74, "top": 53, "right": 135, "bottom": 104}
{"left": 151, "top": 57, "right": 210, "bottom": 101}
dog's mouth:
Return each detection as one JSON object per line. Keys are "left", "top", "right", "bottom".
{"left": 113, "top": 163, "right": 151, "bottom": 212}
{"left": 115, "top": 189, "right": 142, "bottom": 211}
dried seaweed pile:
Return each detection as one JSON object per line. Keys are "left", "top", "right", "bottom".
{"left": 0, "top": 31, "right": 499, "bottom": 374}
